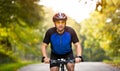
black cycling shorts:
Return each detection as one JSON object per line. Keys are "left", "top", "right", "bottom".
{"left": 50, "top": 51, "right": 75, "bottom": 68}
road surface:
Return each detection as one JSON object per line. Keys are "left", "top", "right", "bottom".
{"left": 17, "top": 62, "right": 120, "bottom": 71}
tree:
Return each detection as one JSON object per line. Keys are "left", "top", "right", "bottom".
{"left": 0, "top": 0, "right": 44, "bottom": 62}
{"left": 0, "top": 0, "right": 44, "bottom": 27}
{"left": 99, "top": 0, "right": 120, "bottom": 60}
{"left": 80, "top": 0, "right": 120, "bottom": 61}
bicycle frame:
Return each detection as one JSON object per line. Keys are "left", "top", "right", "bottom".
{"left": 50, "top": 58, "right": 67, "bottom": 71}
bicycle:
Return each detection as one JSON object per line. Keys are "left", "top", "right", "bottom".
{"left": 41, "top": 57, "right": 84, "bottom": 71}
{"left": 50, "top": 58, "right": 74, "bottom": 71}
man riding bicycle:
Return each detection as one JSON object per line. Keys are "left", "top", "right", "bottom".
{"left": 41, "top": 12, "right": 83, "bottom": 71}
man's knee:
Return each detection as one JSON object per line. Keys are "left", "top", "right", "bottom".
{"left": 66, "top": 63, "right": 75, "bottom": 71}
{"left": 50, "top": 66, "right": 59, "bottom": 71}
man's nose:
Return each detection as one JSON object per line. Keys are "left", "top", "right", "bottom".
{"left": 59, "top": 22, "right": 63, "bottom": 25}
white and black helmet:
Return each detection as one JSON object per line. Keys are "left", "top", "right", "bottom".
{"left": 53, "top": 12, "right": 67, "bottom": 22}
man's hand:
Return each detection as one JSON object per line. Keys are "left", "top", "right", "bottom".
{"left": 44, "top": 57, "right": 50, "bottom": 63}
{"left": 75, "top": 56, "right": 84, "bottom": 63}
{"left": 75, "top": 57, "right": 81, "bottom": 63}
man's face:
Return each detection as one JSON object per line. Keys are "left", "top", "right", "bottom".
{"left": 54, "top": 20, "right": 66, "bottom": 32}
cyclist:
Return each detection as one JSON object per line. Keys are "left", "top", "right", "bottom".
{"left": 41, "top": 12, "right": 83, "bottom": 71}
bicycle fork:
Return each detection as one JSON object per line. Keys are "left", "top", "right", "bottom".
{"left": 60, "top": 63, "right": 65, "bottom": 71}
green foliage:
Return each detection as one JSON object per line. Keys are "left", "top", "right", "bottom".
{"left": 8, "top": 24, "right": 42, "bottom": 60}
{"left": 0, "top": 0, "right": 44, "bottom": 63}
{"left": 0, "top": 0, "right": 15, "bottom": 26}
{"left": 99, "top": 0, "right": 120, "bottom": 59}
{"left": 0, "top": 62, "right": 33, "bottom": 71}
{"left": 15, "top": 0, "right": 44, "bottom": 27}
{"left": 0, "top": 0, "right": 44, "bottom": 27}
{"left": 80, "top": 0, "right": 120, "bottom": 61}
{"left": 100, "top": 23, "right": 120, "bottom": 57}
{"left": 0, "top": 52, "right": 17, "bottom": 64}
{"left": 104, "top": 59, "right": 120, "bottom": 69}
{"left": 83, "top": 47, "right": 109, "bottom": 61}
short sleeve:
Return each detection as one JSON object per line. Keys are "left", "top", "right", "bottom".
{"left": 43, "top": 30, "right": 50, "bottom": 44}
{"left": 71, "top": 28, "right": 79, "bottom": 43}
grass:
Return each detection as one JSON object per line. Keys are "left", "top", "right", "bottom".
{"left": 0, "top": 62, "right": 33, "bottom": 71}
{"left": 104, "top": 60, "right": 120, "bottom": 69}
{"left": 105, "top": 62, "right": 120, "bottom": 69}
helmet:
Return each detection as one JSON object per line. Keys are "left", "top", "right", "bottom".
{"left": 53, "top": 12, "right": 67, "bottom": 22}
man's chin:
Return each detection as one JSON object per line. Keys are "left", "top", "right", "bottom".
{"left": 57, "top": 29, "right": 64, "bottom": 33}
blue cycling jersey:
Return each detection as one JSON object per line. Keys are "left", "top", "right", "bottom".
{"left": 43, "top": 26, "right": 79, "bottom": 55}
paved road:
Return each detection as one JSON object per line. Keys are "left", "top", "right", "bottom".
{"left": 17, "top": 62, "right": 120, "bottom": 71}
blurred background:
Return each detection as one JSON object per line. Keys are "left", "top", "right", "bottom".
{"left": 0, "top": 0, "right": 120, "bottom": 70}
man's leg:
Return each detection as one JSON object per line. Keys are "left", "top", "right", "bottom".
{"left": 50, "top": 66, "right": 59, "bottom": 71}
{"left": 50, "top": 52, "right": 60, "bottom": 71}
{"left": 66, "top": 63, "right": 75, "bottom": 71}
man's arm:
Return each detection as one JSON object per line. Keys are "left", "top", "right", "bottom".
{"left": 74, "top": 42, "right": 82, "bottom": 56}
{"left": 74, "top": 42, "right": 83, "bottom": 62}
{"left": 41, "top": 42, "right": 50, "bottom": 63}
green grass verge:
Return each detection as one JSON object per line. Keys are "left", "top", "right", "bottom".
{"left": 104, "top": 60, "right": 120, "bottom": 69}
{"left": 0, "top": 62, "right": 33, "bottom": 71}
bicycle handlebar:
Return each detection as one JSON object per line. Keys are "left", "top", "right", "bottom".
{"left": 50, "top": 58, "right": 70, "bottom": 64}
{"left": 41, "top": 57, "right": 84, "bottom": 63}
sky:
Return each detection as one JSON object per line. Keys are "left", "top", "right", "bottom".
{"left": 39, "top": 0, "right": 99, "bottom": 23}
